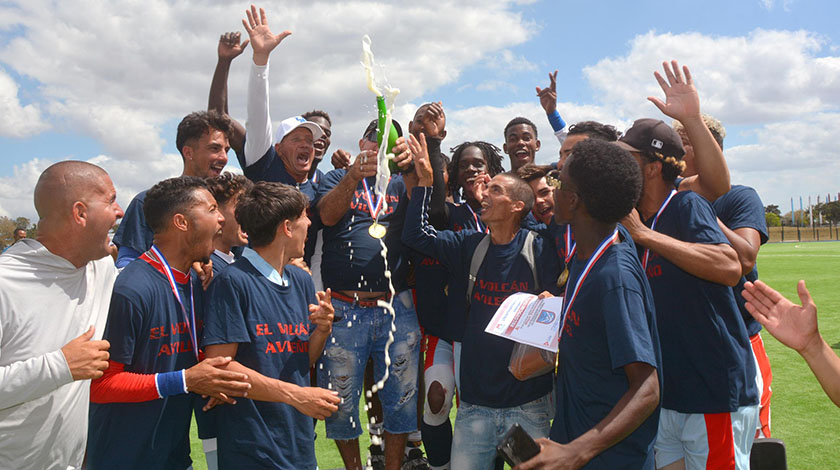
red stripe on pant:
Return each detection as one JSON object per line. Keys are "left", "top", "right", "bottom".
{"left": 751, "top": 332, "right": 773, "bottom": 438}
{"left": 424, "top": 335, "right": 440, "bottom": 370}
{"left": 704, "top": 412, "right": 735, "bottom": 469}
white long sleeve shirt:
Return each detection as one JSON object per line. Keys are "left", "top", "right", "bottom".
{"left": 0, "top": 239, "right": 117, "bottom": 470}
{"left": 244, "top": 60, "right": 274, "bottom": 167}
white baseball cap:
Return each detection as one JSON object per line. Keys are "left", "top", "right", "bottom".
{"left": 274, "top": 116, "right": 324, "bottom": 144}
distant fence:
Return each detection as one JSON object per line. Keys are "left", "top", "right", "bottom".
{"left": 768, "top": 225, "right": 840, "bottom": 243}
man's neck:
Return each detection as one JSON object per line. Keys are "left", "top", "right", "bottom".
{"left": 570, "top": 217, "right": 617, "bottom": 260}
{"left": 154, "top": 238, "right": 194, "bottom": 274}
{"left": 36, "top": 231, "right": 89, "bottom": 269}
{"left": 214, "top": 239, "right": 233, "bottom": 256}
{"left": 253, "top": 243, "right": 288, "bottom": 276}
{"left": 488, "top": 219, "right": 519, "bottom": 245}
{"left": 638, "top": 182, "right": 672, "bottom": 221}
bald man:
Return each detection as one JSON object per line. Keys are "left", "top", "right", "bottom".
{"left": 0, "top": 161, "right": 124, "bottom": 470}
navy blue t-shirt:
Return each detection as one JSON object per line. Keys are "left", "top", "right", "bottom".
{"left": 316, "top": 170, "right": 410, "bottom": 292}
{"left": 87, "top": 259, "right": 203, "bottom": 470}
{"left": 202, "top": 259, "right": 317, "bottom": 470}
{"left": 550, "top": 232, "right": 660, "bottom": 470}
{"left": 238, "top": 145, "right": 322, "bottom": 263}
{"left": 403, "top": 187, "right": 559, "bottom": 407}
{"left": 641, "top": 190, "right": 758, "bottom": 413}
{"left": 713, "top": 185, "right": 769, "bottom": 337}
{"left": 113, "top": 190, "right": 153, "bottom": 267}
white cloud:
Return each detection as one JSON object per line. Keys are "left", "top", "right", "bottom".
{"left": 0, "top": 158, "right": 51, "bottom": 218}
{"left": 0, "top": 0, "right": 536, "bottom": 217}
{"left": 583, "top": 29, "right": 840, "bottom": 125}
{"left": 0, "top": 67, "right": 49, "bottom": 138}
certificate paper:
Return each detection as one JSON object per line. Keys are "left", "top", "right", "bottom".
{"left": 484, "top": 293, "right": 564, "bottom": 352}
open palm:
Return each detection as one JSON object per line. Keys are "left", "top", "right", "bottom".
{"left": 647, "top": 60, "right": 700, "bottom": 122}
{"left": 242, "top": 5, "right": 291, "bottom": 65}
{"left": 743, "top": 280, "right": 819, "bottom": 353}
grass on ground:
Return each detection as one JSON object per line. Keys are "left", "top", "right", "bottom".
{"left": 187, "top": 241, "right": 840, "bottom": 469}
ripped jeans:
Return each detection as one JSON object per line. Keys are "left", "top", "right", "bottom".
{"left": 318, "top": 290, "right": 421, "bottom": 439}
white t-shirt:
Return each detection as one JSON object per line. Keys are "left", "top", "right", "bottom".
{"left": 0, "top": 239, "right": 117, "bottom": 470}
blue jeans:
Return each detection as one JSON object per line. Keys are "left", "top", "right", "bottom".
{"left": 451, "top": 393, "right": 554, "bottom": 470}
{"left": 318, "top": 290, "right": 421, "bottom": 439}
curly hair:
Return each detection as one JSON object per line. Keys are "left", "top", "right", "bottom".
{"left": 175, "top": 110, "right": 234, "bottom": 158}
{"left": 567, "top": 121, "right": 621, "bottom": 142}
{"left": 504, "top": 116, "right": 538, "bottom": 140}
{"left": 205, "top": 172, "right": 253, "bottom": 207}
{"left": 302, "top": 110, "right": 332, "bottom": 126}
{"left": 672, "top": 114, "right": 726, "bottom": 149}
{"left": 447, "top": 141, "right": 505, "bottom": 196}
{"left": 566, "top": 140, "right": 642, "bottom": 224}
{"left": 235, "top": 182, "right": 308, "bottom": 248}
{"left": 143, "top": 176, "right": 209, "bottom": 234}
{"left": 639, "top": 150, "right": 687, "bottom": 183}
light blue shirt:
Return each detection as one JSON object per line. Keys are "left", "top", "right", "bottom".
{"left": 241, "top": 247, "right": 289, "bottom": 287}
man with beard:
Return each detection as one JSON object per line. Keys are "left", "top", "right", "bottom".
{"left": 86, "top": 177, "right": 252, "bottom": 470}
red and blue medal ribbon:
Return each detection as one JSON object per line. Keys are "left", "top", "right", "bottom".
{"left": 559, "top": 228, "right": 619, "bottom": 339}
{"left": 144, "top": 245, "right": 199, "bottom": 361}
{"left": 465, "top": 204, "right": 489, "bottom": 233}
{"left": 362, "top": 177, "right": 385, "bottom": 221}
{"left": 641, "top": 189, "right": 677, "bottom": 270}
{"left": 564, "top": 225, "right": 576, "bottom": 264}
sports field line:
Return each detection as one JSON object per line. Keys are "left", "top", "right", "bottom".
{"left": 759, "top": 254, "right": 840, "bottom": 257}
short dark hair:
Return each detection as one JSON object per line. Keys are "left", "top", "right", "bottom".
{"left": 175, "top": 110, "right": 234, "bottom": 158}
{"left": 499, "top": 172, "right": 535, "bottom": 220}
{"left": 14, "top": 227, "right": 26, "bottom": 233}
{"left": 448, "top": 141, "right": 505, "bottom": 196}
{"left": 143, "top": 176, "right": 209, "bottom": 234}
{"left": 567, "top": 121, "right": 620, "bottom": 142}
{"left": 235, "top": 182, "right": 308, "bottom": 248}
{"left": 515, "top": 163, "right": 551, "bottom": 183}
{"left": 504, "top": 116, "right": 538, "bottom": 139}
{"left": 205, "top": 172, "right": 253, "bottom": 207}
{"left": 566, "top": 140, "right": 641, "bottom": 224}
{"left": 303, "top": 110, "right": 331, "bottom": 125}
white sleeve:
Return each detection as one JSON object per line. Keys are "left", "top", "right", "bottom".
{"left": 0, "top": 349, "right": 73, "bottom": 410}
{"left": 554, "top": 129, "right": 567, "bottom": 145}
{"left": 244, "top": 60, "right": 274, "bottom": 167}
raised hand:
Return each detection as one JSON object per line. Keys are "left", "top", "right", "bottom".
{"left": 391, "top": 135, "right": 417, "bottom": 169}
{"left": 331, "top": 149, "right": 352, "bottom": 169}
{"left": 61, "top": 326, "right": 110, "bottom": 380}
{"left": 309, "top": 289, "right": 334, "bottom": 333}
{"left": 464, "top": 173, "right": 490, "bottom": 204}
{"left": 536, "top": 70, "right": 558, "bottom": 114}
{"left": 418, "top": 102, "right": 446, "bottom": 140}
{"left": 242, "top": 4, "right": 292, "bottom": 66}
{"left": 348, "top": 150, "right": 378, "bottom": 181}
{"left": 743, "top": 280, "right": 820, "bottom": 353}
{"left": 647, "top": 60, "right": 700, "bottom": 122}
{"left": 218, "top": 31, "right": 249, "bottom": 62}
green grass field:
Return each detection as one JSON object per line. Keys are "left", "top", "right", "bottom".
{"left": 187, "top": 241, "right": 840, "bottom": 469}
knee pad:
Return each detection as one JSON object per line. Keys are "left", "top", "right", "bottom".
{"left": 423, "top": 365, "right": 455, "bottom": 426}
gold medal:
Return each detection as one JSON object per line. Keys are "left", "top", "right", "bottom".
{"left": 556, "top": 267, "right": 569, "bottom": 289}
{"left": 368, "top": 222, "right": 387, "bottom": 239}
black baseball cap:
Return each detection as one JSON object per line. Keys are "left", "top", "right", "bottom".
{"left": 616, "top": 118, "right": 685, "bottom": 159}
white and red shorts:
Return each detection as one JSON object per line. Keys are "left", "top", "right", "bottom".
{"left": 655, "top": 405, "right": 758, "bottom": 470}
{"left": 750, "top": 332, "right": 773, "bottom": 438}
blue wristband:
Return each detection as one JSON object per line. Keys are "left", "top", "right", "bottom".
{"left": 155, "top": 370, "right": 187, "bottom": 397}
{"left": 547, "top": 110, "right": 566, "bottom": 132}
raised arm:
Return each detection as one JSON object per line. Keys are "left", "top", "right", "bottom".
{"left": 242, "top": 5, "right": 291, "bottom": 167}
{"left": 317, "top": 151, "right": 377, "bottom": 226}
{"left": 743, "top": 280, "right": 840, "bottom": 407}
{"left": 536, "top": 70, "right": 567, "bottom": 143}
{"left": 0, "top": 325, "right": 108, "bottom": 410}
{"left": 648, "top": 61, "right": 729, "bottom": 201}
{"left": 208, "top": 32, "right": 249, "bottom": 157}
{"left": 415, "top": 102, "right": 449, "bottom": 229}
{"left": 204, "top": 343, "right": 339, "bottom": 419}
{"left": 621, "top": 208, "right": 742, "bottom": 286}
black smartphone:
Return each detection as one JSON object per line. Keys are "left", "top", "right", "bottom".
{"left": 496, "top": 423, "right": 541, "bottom": 466}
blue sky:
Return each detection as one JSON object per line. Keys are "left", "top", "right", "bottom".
{"left": 1, "top": 0, "right": 838, "bottom": 219}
